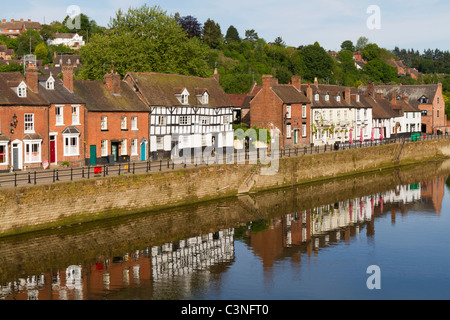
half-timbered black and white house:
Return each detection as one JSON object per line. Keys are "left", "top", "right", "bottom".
{"left": 123, "top": 72, "right": 235, "bottom": 160}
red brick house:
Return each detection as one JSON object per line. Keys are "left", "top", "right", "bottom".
{"left": 249, "top": 75, "right": 311, "bottom": 149}
{"left": 0, "top": 70, "right": 49, "bottom": 171}
{"left": 38, "top": 65, "right": 86, "bottom": 167}
{"left": 368, "top": 84, "right": 448, "bottom": 134}
{"left": 73, "top": 71, "right": 150, "bottom": 165}
{"left": 0, "top": 19, "right": 41, "bottom": 38}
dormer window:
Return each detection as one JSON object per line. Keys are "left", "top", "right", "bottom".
{"left": 336, "top": 95, "right": 341, "bottom": 102}
{"left": 46, "top": 76, "right": 55, "bottom": 90}
{"left": 356, "top": 94, "right": 360, "bottom": 102}
{"left": 17, "top": 81, "right": 27, "bottom": 98}
{"left": 419, "top": 96, "right": 428, "bottom": 104}
{"left": 202, "top": 92, "right": 209, "bottom": 105}
{"left": 315, "top": 93, "right": 319, "bottom": 101}
{"left": 325, "top": 94, "right": 329, "bottom": 101}
{"left": 176, "top": 88, "right": 190, "bottom": 105}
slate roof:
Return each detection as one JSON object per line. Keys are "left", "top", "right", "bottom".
{"left": 37, "top": 75, "right": 84, "bottom": 105}
{"left": 125, "top": 72, "right": 234, "bottom": 108}
{"left": 271, "top": 85, "right": 310, "bottom": 104}
{"left": 359, "top": 84, "right": 439, "bottom": 107}
{"left": 73, "top": 79, "right": 150, "bottom": 112}
{"left": 300, "top": 84, "right": 368, "bottom": 109}
{"left": 0, "top": 72, "right": 48, "bottom": 106}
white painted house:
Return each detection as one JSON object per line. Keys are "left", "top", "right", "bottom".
{"left": 123, "top": 72, "right": 235, "bottom": 160}
{"left": 47, "top": 33, "right": 85, "bottom": 50}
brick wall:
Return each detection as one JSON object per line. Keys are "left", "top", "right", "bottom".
{"left": 1, "top": 139, "right": 450, "bottom": 236}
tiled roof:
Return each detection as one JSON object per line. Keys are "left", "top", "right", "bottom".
{"left": 125, "top": 72, "right": 233, "bottom": 108}
{"left": 0, "top": 72, "right": 48, "bottom": 106}
{"left": 73, "top": 79, "right": 150, "bottom": 112}
{"left": 271, "top": 85, "right": 310, "bottom": 104}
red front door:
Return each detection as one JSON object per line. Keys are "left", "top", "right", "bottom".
{"left": 50, "top": 138, "right": 56, "bottom": 163}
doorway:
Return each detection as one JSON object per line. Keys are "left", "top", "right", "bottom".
{"left": 111, "top": 142, "right": 119, "bottom": 162}
{"left": 50, "top": 136, "right": 57, "bottom": 164}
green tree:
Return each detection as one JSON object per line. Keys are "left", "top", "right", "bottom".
{"left": 78, "top": 4, "right": 211, "bottom": 80}
{"left": 355, "top": 36, "right": 369, "bottom": 51}
{"left": 225, "top": 25, "right": 240, "bottom": 43}
{"left": 299, "top": 43, "right": 334, "bottom": 82}
{"left": 340, "top": 40, "right": 355, "bottom": 52}
{"left": 34, "top": 42, "right": 49, "bottom": 62}
{"left": 202, "top": 19, "right": 223, "bottom": 49}
{"left": 362, "top": 43, "right": 381, "bottom": 61}
{"left": 363, "top": 58, "right": 398, "bottom": 83}
{"left": 337, "top": 50, "right": 359, "bottom": 86}
{"left": 244, "top": 29, "right": 259, "bottom": 42}
{"left": 17, "top": 29, "right": 43, "bottom": 55}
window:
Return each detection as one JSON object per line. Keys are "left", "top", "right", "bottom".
{"left": 357, "top": 109, "right": 361, "bottom": 121}
{"left": 64, "top": 135, "right": 79, "bottom": 156}
{"left": 222, "top": 115, "right": 230, "bottom": 125}
{"left": 101, "top": 140, "right": 108, "bottom": 157}
{"left": 286, "top": 105, "right": 292, "bottom": 119}
{"left": 131, "top": 139, "right": 138, "bottom": 155}
{"left": 72, "top": 106, "right": 80, "bottom": 125}
{"left": 121, "top": 139, "right": 127, "bottom": 155}
{"left": 24, "top": 114, "right": 34, "bottom": 133}
{"left": 336, "top": 95, "right": 341, "bottom": 102}
{"left": 131, "top": 116, "right": 138, "bottom": 130}
{"left": 180, "top": 116, "right": 191, "bottom": 125}
{"left": 157, "top": 116, "right": 166, "bottom": 126}
{"left": 302, "top": 105, "right": 307, "bottom": 118}
{"left": 46, "top": 79, "right": 54, "bottom": 90}
{"left": 121, "top": 116, "right": 127, "bottom": 130}
{"left": 156, "top": 137, "right": 164, "bottom": 150}
{"left": 437, "top": 110, "right": 440, "bottom": 117}
{"left": 56, "top": 106, "right": 64, "bottom": 125}
{"left": 0, "top": 144, "right": 7, "bottom": 164}
{"left": 24, "top": 141, "right": 41, "bottom": 163}
{"left": 302, "top": 123, "right": 307, "bottom": 137}
{"left": 181, "top": 94, "right": 189, "bottom": 105}
{"left": 329, "top": 110, "right": 333, "bottom": 120}
{"left": 200, "top": 116, "right": 210, "bottom": 125}
{"left": 315, "top": 94, "right": 319, "bottom": 101}
{"left": 101, "top": 116, "right": 108, "bottom": 130}
{"left": 286, "top": 124, "right": 291, "bottom": 138}
{"left": 325, "top": 94, "right": 329, "bottom": 101}
{"left": 202, "top": 92, "right": 209, "bottom": 105}
{"left": 18, "top": 82, "right": 27, "bottom": 98}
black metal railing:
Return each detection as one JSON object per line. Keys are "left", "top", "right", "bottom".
{"left": 0, "top": 133, "right": 448, "bottom": 189}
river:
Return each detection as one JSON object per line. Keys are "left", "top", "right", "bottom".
{"left": 1, "top": 159, "right": 450, "bottom": 301}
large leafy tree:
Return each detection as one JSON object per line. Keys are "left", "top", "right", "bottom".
{"left": 77, "top": 5, "right": 211, "bottom": 80}
{"left": 225, "top": 26, "right": 241, "bottom": 43}
{"left": 202, "top": 19, "right": 223, "bottom": 49}
{"left": 299, "top": 42, "right": 334, "bottom": 82}
{"left": 178, "top": 15, "right": 202, "bottom": 38}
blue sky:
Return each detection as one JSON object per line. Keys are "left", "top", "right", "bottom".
{"left": 3, "top": 0, "right": 450, "bottom": 52}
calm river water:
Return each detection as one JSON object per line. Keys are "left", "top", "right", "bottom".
{"left": 1, "top": 160, "right": 450, "bottom": 301}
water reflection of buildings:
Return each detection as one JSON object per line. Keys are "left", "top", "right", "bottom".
{"left": 248, "top": 177, "right": 445, "bottom": 266}
{"left": 0, "top": 177, "right": 446, "bottom": 300}
{"left": 0, "top": 229, "right": 235, "bottom": 300}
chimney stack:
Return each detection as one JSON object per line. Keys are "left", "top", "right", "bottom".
{"left": 104, "top": 71, "right": 121, "bottom": 95}
{"left": 25, "top": 65, "right": 39, "bottom": 93}
{"left": 262, "top": 75, "right": 273, "bottom": 89}
{"left": 344, "top": 87, "right": 351, "bottom": 103}
{"left": 62, "top": 65, "right": 74, "bottom": 92}
{"left": 314, "top": 77, "right": 318, "bottom": 86}
{"left": 291, "top": 75, "right": 301, "bottom": 91}
{"left": 367, "top": 82, "right": 375, "bottom": 97}
{"left": 213, "top": 68, "right": 220, "bottom": 82}
{"left": 306, "top": 84, "right": 313, "bottom": 102}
